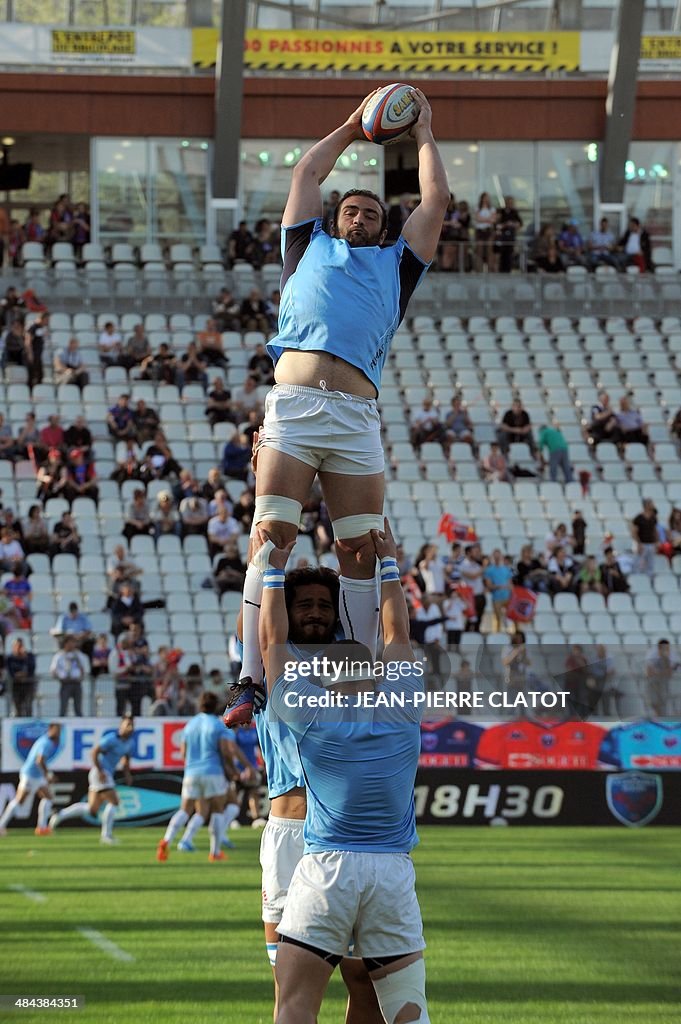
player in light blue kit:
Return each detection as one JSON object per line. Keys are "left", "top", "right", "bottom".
{"left": 226, "top": 85, "right": 449, "bottom": 728}
{"left": 157, "top": 691, "right": 251, "bottom": 863}
{"left": 50, "top": 715, "right": 134, "bottom": 845}
{"left": 258, "top": 519, "right": 430, "bottom": 1024}
{"left": 0, "top": 722, "right": 61, "bottom": 836}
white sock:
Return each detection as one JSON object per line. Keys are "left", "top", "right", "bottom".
{"left": 339, "top": 575, "right": 380, "bottom": 658}
{"left": 240, "top": 565, "right": 264, "bottom": 686}
{"left": 164, "top": 808, "right": 189, "bottom": 844}
{"left": 101, "top": 802, "right": 116, "bottom": 839}
{"left": 53, "top": 801, "right": 90, "bottom": 825}
{"left": 0, "top": 797, "right": 20, "bottom": 829}
{"left": 38, "top": 799, "right": 52, "bottom": 830}
{"left": 181, "top": 812, "right": 205, "bottom": 845}
{"left": 222, "top": 802, "right": 240, "bottom": 837}
{"left": 209, "top": 812, "right": 225, "bottom": 856}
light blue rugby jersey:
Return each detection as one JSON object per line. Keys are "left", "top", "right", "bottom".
{"left": 182, "top": 713, "right": 232, "bottom": 776}
{"left": 98, "top": 731, "right": 134, "bottom": 777}
{"left": 266, "top": 218, "right": 428, "bottom": 395}
{"left": 21, "top": 733, "right": 58, "bottom": 780}
{"left": 235, "top": 637, "right": 305, "bottom": 798}
{"left": 269, "top": 664, "right": 425, "bottom": 855}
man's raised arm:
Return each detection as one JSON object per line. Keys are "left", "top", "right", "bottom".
{"left": 371, "top": 518, "right": 416, "bottom": 662}
{"left": 256, "top": 528, "right": 296, "bottom": 690}
{"left": 401, "top": 88, "right": 450, "bottom": 263}
{"left": 282, "top": 90, "right": 379, "bottom": 226}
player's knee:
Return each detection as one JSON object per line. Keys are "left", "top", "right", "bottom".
{"left": 371, "top": 960, "right": 429, "bottom": 1024}
{"left": 395, "top": 1003, "right": 422, "bottom": 1024}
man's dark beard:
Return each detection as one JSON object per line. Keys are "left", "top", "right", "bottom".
{"left": 288, "top": 622, "right": 337, "bottom": 648}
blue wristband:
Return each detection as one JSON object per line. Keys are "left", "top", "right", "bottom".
{"left": 263, "top": 569, "right": 285, "bottom": 589}
{"left": 380, "top": 557, "right": 400, "bottom": 583}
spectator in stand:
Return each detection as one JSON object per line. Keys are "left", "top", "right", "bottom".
{"left": 150, "top": 647, "right": 184, "bottom": 716}
{"left": 632, "top": 498, "right": 658, "bottom": 577}
{"left": 532, "top": 223, "right": 556, "bottom": 263}
{"left": 228, "top": 220, "right": 255, "bottom": 266}
{"left": 587, "top": 217, "right": 618, "bottom": 270}
{"left": 123, "top": 488, "right": 154, "bottom": 542}
{"left": 214, "top": 538, "right": 246, "bottom": 594}
{"left": 212, "top": 288, "right": 241, "bottom": 332}
{"left": 0, "top": 286, "right": 24, "bottom": 327}
{"left": 410, "top": 397, "right": 449, "bottom": 455}
{"left": 39, "top": 414, "right": 64, "bottom": 454}
{"left": 16, "top": 412, "right": 40, "bottom": 460}
{"left": 196, "top": 317, "right": 229, "bottom": 369}
{"left": 577, "top": 555, "right": 604, "bottom": 596}
{"left": 7, "top": 637, "right": 37, "bottom": 716}
{"left": 71, "top": 202, "right": 90, "bottom": 259}
{"left": 252, "top": 218, "right": 279, "bottom": 268}
{"left": 110, "top": 441, "right": 142, "bottom": 485}
{"left": 179, "top": 495, "right": 210, "bottom": 537}
{"left": 442, "top": 589, "right": 466, "bottom": 650}
{"left": 63, "top": 448, "right": 98, "bottom": 505}
{"left": 132, "top": 399, "right": 160, "bottom": 444}
{"left": 460, "top": 542, "right": 486, "bottom": 629}
{"left": 588, "top": 390, "right": 621, "bottom": 447}
{"left": 535, "top": 240, "right": 564, "bottom": 274}
{"left": 120, "top": 323, "right": 151, "bottom": 371}
{"left": 107, "top": 394, "right": 136, "bottom": 442}
{"left": 106, "top": 544, "right": 142, "bottom": 602}
{"left": 233, "top": 374, "right": 263, "bottom": 422}
{"left": 544, "top": 522, "right": 571, "bottom": 560}
{"left": 616, "top": 396, "right": 653, "bottom": 455}
{"left": 110, "top": 582, "right": 144, "bottom": 639}
{"left": 4, "top": 565, "right": 31, "bottom": 624}
{"left": 114, "top": 634, "right": 152, "bottom": 716}
{"left": 205, "top": 376, "right": 235, "bottom": 427}
{"left": 564, "top": 644, "right": 590, "bottom": 715}
{"left": 537, "top": 423, "right": 573, "bottom": 483}
{"left": 482, "top": 441, "right": 512, "bottom": 483}
{"left": 671, "top": 407, "right": 681, "bottom": 445}
{"left": 322, "top": 189, "right": 342, "bottom": 233}
{"left": 49, "top": 511, "right": 81, "bottom": 559}
{"left": 54, "top": 337, "right": 89, "bottom": 390}
{"left": 207, "top": 506, "right": 241, "bottom": 557}
{"left": 152, "top": 490, "right": 181, "bottom": 539}
{"left": 617, "top": 216, "right": 652, "bottom": 272}
{"left": 444, "top": 396, "right": 475, "bottom": 450}
{"left": 483, "top": 548, "right": 513, "bottom": 632}
{"left": 557, "top": 221, "right": 586, "bottom": 267}
{"left": 221, "top": 432, "right": 252, "bottom": 481}
{"left": 201, "top": 468, "right": 227, "bottom": 505}
{"left": 474, "top": 192, "right": 497, "bottom": 271}
{"left": 547, "top": 546, "right": 576, "bottom": 595}
{"left": 139, "top": 341, "right": 178, "bottom": 386}
{"left": 668, "top": 507, "right": 681, "bottom": 559}
{"left": 240, "top": 288, "right": 270, "bottom": 333}
{"left": 571, "top": 511, "right": 587, "bottom": 556}
{"left": 47, "top": 194, "right": 73, "bottom": 246}
{"left": 98, "top": 321, "right": 123, "bottom": 366}
{"left": 588, "top": 644, "right": 618, "bottom": 717}
{"left": 443, "top": 541, "right": 464, "bottom": 589}
{"left": 515, "top": 544, "right": 550, "bottom": 593}
{"left": 25, "top": 311, "right": 49, "bottom": 386}
{"left": 386, "top": 192, "right": 414, "bottom": 244}
{"left": 50, "top": 635, "right": 87, "bottom": 716}
{"left": 64, "top": 416, "right": 92, "bottom": 456}
{"left": 177, "top": 341, "right": 209, "bottom": 393}
{"left": 1, "top": 318, "right": 26, "bottom": 369}
{"left": 36, "top": 449, "right": 67, "bottom": 503}
{"left": 173, "top": 468, "right": 201, "bottom": 505}
{"left": 231, "top": 489, "right": 255, "bottom": 535}
{"left": 439, "top": 193, "right": 462, "bottom": 272}
{"left": 497, "top": 398, "right": 537, "bottom": 456}
{"left": 415, "top": 594, "right": 447, "bottom": 691}
{"left": 0, "top": 413, "right": 16, "bottom": 461}
{"left": 22, "top": 505, "right": 50, "bottom": 555}
{"left": 417, "top": 544, "right": 445, "bottom": 596}
{"left": 23, "top": 208, "right": 45, "bottom": 246}
{"left": 265, "top": 289, "right": 280, "bottom": 330}
{"left": 247, "top": 342, "right": 274, "bottom": 386}
{"left": 8, "top": 220, "right": 25, "bottom": 266}
{"left": 141, "top": 430, "right": 183, "bottom": 481}
{"left": 91, "top": 634, "right": 112, "bottom": 680}
{"left": 645, "top": 639, "right": 680, "bottom": 716}
{"left": 496, "top": 195, "right": 522, "bottom": 273}
{"left": 53, "top": 601, "right": 94, "bottom": 659}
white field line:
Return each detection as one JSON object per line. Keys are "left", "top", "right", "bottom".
{"left": 76, "top": 927, "right": 135, "bottom": 963}
{"left": 7, "top": 883, "right": 47, "bottom": 903}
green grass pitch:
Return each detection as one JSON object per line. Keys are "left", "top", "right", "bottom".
{"left": 1, "top": 826, "right": 680, "bottom": 1024}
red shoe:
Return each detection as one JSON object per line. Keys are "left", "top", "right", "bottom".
{"left": 208, "top": 851, "right": 226, "bottom": 862}
{"left": 223, "top": 678, "right": 266, "bottom": 728}
{"left": 156, "top": 839, "right": 169, "bottom": 862}
{"left": 34, "top": 827, "right": 52, "bottom": 836}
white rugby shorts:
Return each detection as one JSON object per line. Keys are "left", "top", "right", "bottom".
{"left": 181, "top": 773, "right": 228, "bottom": 800}
{"left": 260, "top": 814, "right": 305, "bottom": 924}
{"left": 18, "top": 773, "right": 48, "bottom": 797}
{"left": 278, "top": 850, "right": 425, "bottom": 959}
{"left": 259, "top": 384, "right": 384, "bottom": 476}
{"left": 88, "top": 767, "right": 115, "bottom": 792}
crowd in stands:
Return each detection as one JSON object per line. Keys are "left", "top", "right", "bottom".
{"left": 4, "top": 195, "right": 91, "bottom": 266}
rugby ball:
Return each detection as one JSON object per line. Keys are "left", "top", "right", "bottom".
{"left": 361, "top": 84, "right": 419, "bottom": 146}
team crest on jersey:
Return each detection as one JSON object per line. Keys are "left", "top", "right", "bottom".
{"left": 421, "top": 733, "right": 438, "bottom": 752}
{"left": 11, "top": 721, "right": 61, "bottom": 763}
{"left": 541, "top": 734, "right": 556, "bottom": 747}
{"left": 664, "top": 736, "right": 678, "bottom": 748}
{"left": 606, "top": 771, "right": 663, "bottom": 827}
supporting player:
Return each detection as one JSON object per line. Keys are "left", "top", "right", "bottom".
{"left": 0, "top": 722, "right": 61, "bottom": 836}
{"left": 238, "top": 564, "right": 383, "bottom": 1023}
{"left": 225, "top": 85, "right": 449, "bottom": 727}
{"left": 259, "top": 519, "right": 430, "bottom": 1024}
{"left": 157, "top": 691, "right": 252, "bottom": 863}
{"left": 50, "top": 715, "right": 134, "bottom": 845}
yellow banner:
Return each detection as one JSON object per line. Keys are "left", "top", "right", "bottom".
{"left": 192, "top": 28, "right": 579, "bottom": 73}
{"left": 52, "top": 29, "right": 135, "bottom": 55}
{"left": 640, "top": 35, "right": 681, "bottom": 61}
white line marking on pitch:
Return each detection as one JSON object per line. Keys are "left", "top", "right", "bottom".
{"left": 76, "top": 927, "right": 135, "bottom": 962}
{"left": 7, "top": 883, "right": 47, "bottom": 903}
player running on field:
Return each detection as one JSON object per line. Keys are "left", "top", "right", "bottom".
{"left": 225, "top": 86, "right": 449, "bottom": 728}
{"left": 50, "top": 715, "right": 134, "bottom": 845}
{"left": 157, "top": 691, "right": 253, "bottom": 863}
{"left": 0, "top": 722, "right": 61, "bottom": 836}
{"left": 259, "top": 519, "right": 430, "bottom": 1024}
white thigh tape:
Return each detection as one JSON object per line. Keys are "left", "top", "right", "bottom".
{"left": 333, "top": 513, "right": 384, "bottom": 540}
{"left": 253, "top": 495, "right": 303, "bottom": 527}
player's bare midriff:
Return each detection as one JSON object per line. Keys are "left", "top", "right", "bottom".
{"left": 275, "top": 350, "right": 377, "bottom": 399}
{"left": 270, "top": 787, "right": 307, "bottom": 820}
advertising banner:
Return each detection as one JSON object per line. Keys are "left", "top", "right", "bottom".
{"left": 192, "top": 28, "right": 580, "bottom": 73}
{"left": 0, "top": 24, "right": 189, "bottom": 68}
{"left": 640, "top": 34, "right": 681, "bottom": 70}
